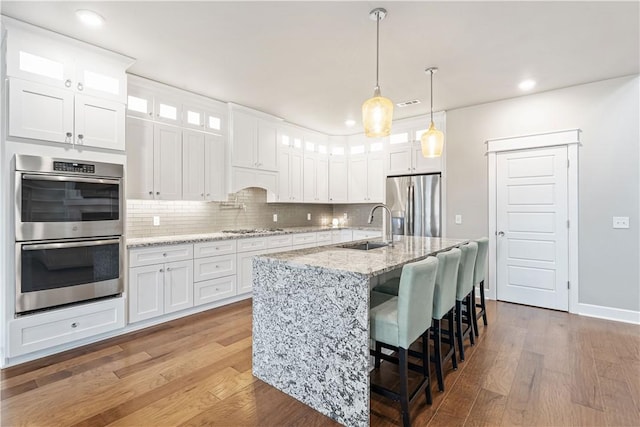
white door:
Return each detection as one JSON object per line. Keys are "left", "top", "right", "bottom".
{"left": 367, "top": 152, "right": 385, "bottom": 203}
{"left": 289, "top": 149, "right": 303, "bottom": 202}
{"left": 125, "top": 118, "right": 155, "bottom": 199}
{"left": 316, "top": 156, "right": 329, "bottom": 202}
{"left": 74, "top": 94, "right": 125, "bottom": 150}
{"left": 129, "top": 265, "right": 164, "bottom": 323}
{"left": 329, "top": 156, "right": 348, "bottom": 203}
{"left": 154, "top": 124, "right": 182, "bottom": 200}
{"left": 182, "top": 129, "right": 206, "bottom": 200}
{"left": 237, "top": 250, "right": 263, "bottom": 295}
{"left": 8, "top": 78, "right": 74, "bottom": 143}
{"left": 257, "top": 120, "right": 278, "bottom": 171}
{"left": 231, "top": 110, "right": 257, "bottom": 168}
{"left": 164, "top": 260, "right": 193, "bottom": 314}
{"left": 303, "top": 154, "right": 317, "bottom": 202}
{"left": 496, "top": 146, "right": 569, "bottom": 311}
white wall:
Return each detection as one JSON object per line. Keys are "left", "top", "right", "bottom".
{"left": 446, "top": 75, "right": 640, "bottom": 313}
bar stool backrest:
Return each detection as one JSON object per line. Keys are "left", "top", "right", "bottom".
{"left": 456, "top": 242, "right": 479, "bottom": 301}
{"left": 473, "top": 238, "right": 489, "bottom": 285}
{"left": 433, "top": 248, "right": 462, "bottom": 320}
{"left": 397, "top": 256, "right": 439, "bottom": 349}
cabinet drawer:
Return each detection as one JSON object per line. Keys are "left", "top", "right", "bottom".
{"left": 194, "top": 240, "right": 237, "bottom": 258}
{"left": 194, "top": 254, "right": 236, "bottom": 282}
{"left": 8, "top": 297, "right": 125, "bottom": 357}
{"left": 352, "top": 230, "right": 382, "bottom": 241}
{"left": 292, "top": 242, "right": 317, "bottom": 250}
{"left": 237, "top": 237, "right": 268, "bottom": 253}
{"left": 194, "top": 276, "right": 237, "bottom": 306}
{"left": 129, "top": 244, "right": 193, "bottom": 267}
{"left": 331, "top": 229, "right": 353, "bottom": 244}
{"left": 316, "top": 231, "right": 333, "bottom": 246}
{"left": 268, "top": 234, "right": 293, "bottom": 249}
{"left": 292, "top": 232, "right": 317, "bottom": 246}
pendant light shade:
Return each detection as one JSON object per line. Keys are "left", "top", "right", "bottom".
{"left": 421, "top": 67, "right": 444, "bottom": 158}
{"left": 363, "top": 8, "right": 393, "bottom": 138}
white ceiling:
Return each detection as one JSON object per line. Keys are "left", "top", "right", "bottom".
{"left": 2, "top": 1, "right": 638, "bottom": 135}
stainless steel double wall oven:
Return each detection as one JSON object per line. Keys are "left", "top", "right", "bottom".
{"left": 14, "top": 155, "right": 124, "bottom": 314}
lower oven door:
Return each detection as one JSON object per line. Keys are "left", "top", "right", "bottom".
{"left": 16, "top": 237, "right": 123, "bottom": 314}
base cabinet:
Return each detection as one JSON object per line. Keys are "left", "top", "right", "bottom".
{"left": 194, "top": 276, "right": 237, "bottom": 306}
{"left": 237, "top": 248, "right": 270, "bottom": 295}
{"left": 8, "top": 297, "right": 125, "bottom": 358}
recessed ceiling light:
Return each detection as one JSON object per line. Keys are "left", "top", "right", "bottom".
{"left": 345, "top": 119, "right": 356, "bottom": 127}
{"left": 76, "top": 9, "right": 105, "bottom": 28}
{"left": 519, "top": 79, "right": 536, "bottom": 91}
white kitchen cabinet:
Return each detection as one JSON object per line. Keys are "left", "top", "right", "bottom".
{"left": 128, "top": 244, "right": 195, "bottom": 323}
{"left": 237, "top": 249, "right": 269, "bottom": 295}
{"left": 182, "top": 130, "right": 225, "bottom": 201}
{"left": 8, "top": 78, "right": 125, "bottom": 150}
{"left": 193, "top": 254, "right": 236, "bottom": 282}
{"left": 154, "top": 96, "right": 181, "bottom": 125}
{"left": 279, "top": 145, "right": 303, "bottom": 202}
{"left": 194, "top": 240, "right": 237, "bottom": 258}
{"left": 129, "top": 260, "right": 193, "bottom": 322}
{"left": 329, "top": 155, "right": 349, "bottom": 203}
{"left": 125, "top": 118, "right": 182, "bottom": 200}
{"left": 8, "top": 297, "right": 125, "bottom": 358}
{"left": 5, "top": 19, "right": 131, "bottom": 103}
{"left": 183, "top": 103, "right": 226, "bottom": 135}
{"left": 230, "top": 109, "right": 278, "bottom": 171}
{"left": 331, "top": 229, "right": 353, "bottom": 244}
{"left": 303, "top": 152, "right": 329, "bottom": 203}
{"left": 316, "top": 231, "right": 333, "bottom": 246}
{"left": 352, "top": 229, "right": 383, "bottom": 240}
{"left": 386, "top": 115, "right": 444, "bottom": 176}
{"left": 348, "top": 151, "right": 384, "bottom": 203}
{"left": 194, "top": 276, "right": 237, "bottom": 307}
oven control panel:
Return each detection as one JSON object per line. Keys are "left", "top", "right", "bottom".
{"left": 53, "top": 161, "right": 96, "bottom": 174}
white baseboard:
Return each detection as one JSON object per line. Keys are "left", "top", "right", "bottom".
{"left": 577, "top": 303, "right": 640, "bottom": 325}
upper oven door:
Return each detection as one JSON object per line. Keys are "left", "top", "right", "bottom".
{"left": 16, "top": 172, "right": 123, "bottom": 241}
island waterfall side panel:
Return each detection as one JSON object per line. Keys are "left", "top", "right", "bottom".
{"left": 252, "top": 257, "right": 370, "bottom": 427}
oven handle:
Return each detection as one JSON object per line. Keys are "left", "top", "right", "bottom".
{"left": 21, "top": 174, "right": 121, "bottom": 185}
{"left": 22, "top": 239, "right": 120, "bottom": 251}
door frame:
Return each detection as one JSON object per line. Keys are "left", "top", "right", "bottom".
{"left": 486, "top": 129, "right": 580, "bottom": 313}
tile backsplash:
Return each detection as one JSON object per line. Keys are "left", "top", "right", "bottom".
{"left": 126, "top": 188, "right": 381, "bottom": 238}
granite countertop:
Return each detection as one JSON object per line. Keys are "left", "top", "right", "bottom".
{"left": 126, "top": 225, "right": 381, "bottom": 248}
{"left": 257, "top": 235, "right": 469, "bottom": 278}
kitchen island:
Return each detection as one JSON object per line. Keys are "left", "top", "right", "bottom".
{"left": 252, "top": 236, "right": 468, "bottom": 426}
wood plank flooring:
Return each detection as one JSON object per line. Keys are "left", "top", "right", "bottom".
{"left": 2, "top": 299, "right": 639, "bottom": 426}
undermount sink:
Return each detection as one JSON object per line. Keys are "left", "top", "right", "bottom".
{"left": 343, "top": 241, "right": 389, "bottom": 251}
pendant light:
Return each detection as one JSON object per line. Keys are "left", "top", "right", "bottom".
{"left": 362, "top": 8, "right": 393, "bottom": 138}
{"left": 421, "top": 67, "right": 444, "bottom": 157}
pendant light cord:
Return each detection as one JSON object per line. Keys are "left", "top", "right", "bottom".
{"left": 376, "top": 12, "right": 380, "bottom": 89}
{"left": 430, "top": 69, "right": 434, "bottom": 123}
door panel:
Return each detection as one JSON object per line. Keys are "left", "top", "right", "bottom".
{"left": 75, "top": 95, "right": 125, "bottom": 150}
{"left": 125, "top": 118, "right": 154, "bottom": 199}
{"left": 182, "top": 130, "right": 206, "bottom": 200}
{"left": 154, "top": 124, "right": 182, "bottom": 200}
{"left": 164, "top": 260, "right": 193, "bottom": 314}
{"left": 496, "top": 146, "right": 569, "bottom": 311}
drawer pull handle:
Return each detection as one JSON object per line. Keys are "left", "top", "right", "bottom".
{"left": 163, "top": 253, "right": 167, "bottom": 257}
{"left": 215, "top": 288, "right": 219, "bottom": 291}
{"left": 71, "top": 322, "right": 78, "bottom": 328}
{"left": 215, "top": 265, "right": 219, "bottom": 268}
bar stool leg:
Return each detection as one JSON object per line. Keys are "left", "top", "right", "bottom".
{"left": 467, "top": 294, "right": 476, "bottom": 346}
{"left": 455, "top": 300, "right": 465, "bottom": 361}
{"left": 432, "top": 319, "right": 444, "bottom": 392}
{"left": 480, "top": 280, "right": 488, "bottom": 326}
{"left": 374, "top": 341, "right": 382, "bottom": 369}
{"left": 399, "top": 347, "right": 410, "bottom": 427}
{"left": 471, "top": 287, "right": 480, "bottom": 337}
{"left": 448, "top": 310, "right": 458, "bottom": 371}
{"left": 422, "top": 331, "right": 433, "bottom": 404}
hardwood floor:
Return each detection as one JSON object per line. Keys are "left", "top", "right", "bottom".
{"left": 2, "top": 299, "right": 639, "bottom": 426}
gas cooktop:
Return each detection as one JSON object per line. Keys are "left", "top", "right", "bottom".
{"left": 221, "top": 228, "right": 284, "bottom": 234}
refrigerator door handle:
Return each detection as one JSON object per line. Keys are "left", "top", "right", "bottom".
{"left": 407, "top": 183, "right": 415, "bottom": 235}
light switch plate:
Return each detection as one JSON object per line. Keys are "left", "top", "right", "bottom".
{"left": 455, "top": 215, "right": 462, "bottom": 225}
{"left": 613, "top": 216, "right": 629, "bottom": 229}
{"left": 273, "top": 214, "right": 278, "bottom": 222}
{"left": 153, "top": 216, "right": 160, "bottom": 226}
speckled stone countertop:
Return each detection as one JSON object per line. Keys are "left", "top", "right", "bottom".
{"left": 126, "top": 225, "right": 381, "bottom": 248}
{"left": 258, "top": 235, "right": 469, "bottom": 278}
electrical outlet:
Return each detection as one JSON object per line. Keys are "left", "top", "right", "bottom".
{"left": 613, "top": 216, "right": 629, "bottom": 229}
{"left": 455, "top": 215, "right": 462, "bottom": 225}
{"left": 307, "top": 213, "right": 311, "bottom": 221}
{"left": 273, "top": 214, "right": 278, "bottom": 222}
{"left": 343, "top": 213, "right": 348, "bottom": 220}
{"left": 153, "top": 216, "right": 160, "bottom": 226}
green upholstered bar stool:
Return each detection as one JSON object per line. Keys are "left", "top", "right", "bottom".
{"left": 472, "top": 237, "right": 489, "bottom": 336}
{"left": 454, "top": 242, "right": 478, "bottom": 361}
{"left": 369, "top": 256, "right": 439, "bottom": 427}
{"left": 431, "top": 248, "right": 461, "bottom": 392}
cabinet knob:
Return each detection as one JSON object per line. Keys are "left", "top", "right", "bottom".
{"left": 66, "top": 132, "right": 73, "bottom": 138}
{"left": 159, "top": 268, "right": 164, "bottom": 272}
{"left": 206, "top": 193, "right": 210, "bottom": 197}
{"left": 156, "top": 191, "right": 160, "bottom": 195}
{"left": 77, "top": 82, "right": 84, "bottom": 91}
{"left": 71, "top": 322, "right": 78, "bottom": 328}
{"left": 148, "top": 191, "right": 153, "bottom": 195}
{"left": 215, "top": 288, "right": 219, "bottom": 291}
{"left": 77, "top": 134, "right": 84, "bottom": 141}
{"left": 166, "top": 267, "right": 172, "bottom": 271}
{"left": 163, "top": 253, "right": 167, "bottom": 257}
{"left": 65, "top": 79, "right": 72, "bottom": 88}
{"left": 201, "top": 193, "right": 204, "bottom": 197}
{"left": 215, "top": 265, "right": 219, "bottom": 269}
{"left": 407, "top": 168, "right": 411, "bottom": 171}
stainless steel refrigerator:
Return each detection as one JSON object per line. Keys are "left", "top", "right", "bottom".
{"left": 385, "top": 174, "right": 441, "bottom": 237}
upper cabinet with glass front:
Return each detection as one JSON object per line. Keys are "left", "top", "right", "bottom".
{"left": 385, "top": 113, "right": 446, "bottom": 176}
{"left": 4, "top": 18, "right": 133, "bottom": 104}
